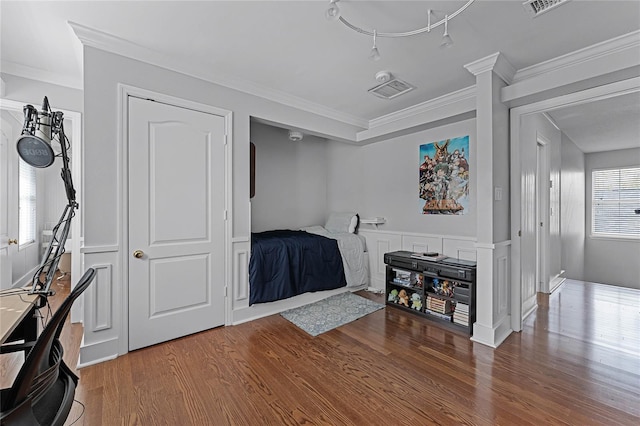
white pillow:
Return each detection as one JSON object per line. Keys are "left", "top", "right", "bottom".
{"left": 325, "top": 212, "right": 359, "bottom": 234}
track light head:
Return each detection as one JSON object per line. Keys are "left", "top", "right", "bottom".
{"left": 440, "top": 14, "right": 453, "bottom": 48}
{"left": 369, "top": 30, "right": 381, "bottom": 61}
{"left": 325, "top": 0, "right": 341, "bottom": 21}
{"left": 369, "top": 47, "right": 381, "bottom": 61}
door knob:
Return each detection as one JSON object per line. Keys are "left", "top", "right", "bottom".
{"left": 133, "top": 250, "right": 144, "bottom": 259}
{"left": 8, "top": 238, "right": 18, "bottom": 245}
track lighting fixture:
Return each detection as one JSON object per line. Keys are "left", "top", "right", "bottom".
{"left": 325, "top": 0, "right": 473, "bottom": 60}
{"left": 440, "top": 15, "right": 453, "bottom": 48}
{"left": 369, "top": 30, "right": 381, "bottom": 61}
{"left": 325, "top": 0, "right": 341, "bottom": 21}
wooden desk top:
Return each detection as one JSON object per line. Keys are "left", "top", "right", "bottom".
{"left": 0, "top": 289, "right": 39, "bottom": 344}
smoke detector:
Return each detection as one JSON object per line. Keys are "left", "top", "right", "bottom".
{"left": 522, "top": 0, "right": 571, "bottom": 17}
{"left": 375, "top": 71, "right": 392, "bottom": 83}
{"left": 288, "top": 130, "right": 303, "bottom": 141}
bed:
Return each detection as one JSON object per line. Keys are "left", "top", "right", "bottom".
{"left": 249, "top": 213, "right": 369, "bottom": 305}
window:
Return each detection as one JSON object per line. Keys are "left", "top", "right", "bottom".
{"left": 19, "top": 158, "right": 36, "bottom": 246}
{"left": 592, "top": 166, "right": 640, "bottom": 238}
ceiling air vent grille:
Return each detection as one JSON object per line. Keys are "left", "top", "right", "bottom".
{"left": 368, "top": 78, "right": 415, "bottom": 100}
{"left": 522, "top": 0, "right": 571, "bottom": 17}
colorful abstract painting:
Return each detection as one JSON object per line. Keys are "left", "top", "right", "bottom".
{"left": 419, "top": 135, "right": 470, "bottom": 215}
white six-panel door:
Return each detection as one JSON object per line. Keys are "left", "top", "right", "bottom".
{"left": 128, "top": 96, "right": 226, "bottom": 350}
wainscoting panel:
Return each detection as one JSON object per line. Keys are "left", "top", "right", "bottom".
{"left": 443, "top": 238, "right": 477, "bottom": 261}
{"left": 80, "top": 250, "right": 121, "bottom": 367}
{"left": 92, "top": 264, "right": 113, "bottom": 332}
{"left": 496, "top": 245, "right": 510, "bottom": 319}
{"left": 359, "top": 231, "right": 402, "bottom": 290}
{"left": 401, "top": 234, "right": 443, "bottom": 254}
{"left": 359, "top": 230, "right": 476, "bottom": 291}
{"left": 232, "top": 239, "right": 251, "bottom": 311}
{"left": 234, "top": 249, "right": 249, "bottom": 303}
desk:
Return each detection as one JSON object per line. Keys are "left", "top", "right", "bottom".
{"left": 0, "top": 290, "right": 39, "bottom": 345}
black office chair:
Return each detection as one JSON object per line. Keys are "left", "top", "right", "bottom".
{"left": 0, "top": 268, "right": 96, "bottom": 426}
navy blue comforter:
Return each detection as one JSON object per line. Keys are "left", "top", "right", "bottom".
{"left": 249, "top": 230, "right": 346, "bottom": 305}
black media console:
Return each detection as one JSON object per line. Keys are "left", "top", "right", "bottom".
{"left": 383, "top": 250, "right": 477, "bottom": 335}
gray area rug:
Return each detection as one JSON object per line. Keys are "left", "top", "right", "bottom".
{"left": 280, "top": 292, "right": 384, "bottom": 336}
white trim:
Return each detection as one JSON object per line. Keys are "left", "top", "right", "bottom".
{"left": 464, "top": 52, "right": 516, "bottom": 84}
{"left": 502, "top": 31, "right": 640, "bottom": 103}
{"left": 80, "top": 245, "right": 119, "bottom": 254}
{"left": 474, "top": 240, "right": 512, "bottom": 250}
{"left": 513, "top": 30, "right": 640, "bottom": 83}
{"left": 116, "top": 83, "right": 234, "bottom": 357}
{"left": 69, "top": 21, "right": 367, "bottom": 129}
{"left": 92, "top": 263, "right": 113, "bottom": 332}
{"left": 510, "top": 77, "right": 640, "bottom": 332}
{"left": 232, "top": 236, "right": 250, "bottom": 243}
{"left": 536, "top": 133, "right": 551, "bottom": 295}
{"left": 471, "top": 315, "right": 512, "bottom": 348}
{"left": 0, "top": 60, "right": 83, "bottom": 90}
{"left": 368, "top": 86, "right": 477, "bottom": 129}
{"left": 66, "top": 21, "right": 640, "bottom": 144}
{"left": 358, "top": 228, "right": 476, "bottom": 242}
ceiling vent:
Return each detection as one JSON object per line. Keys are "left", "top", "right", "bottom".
{"left": 368, "top": 78, "right": 415, "bottom": 100}
{"left": 522, "top": 0, "right": 571, "bottom": 17}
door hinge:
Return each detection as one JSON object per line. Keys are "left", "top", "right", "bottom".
{"left": 224, "top": 286, "right": 228, "bottom": 297}
{"left": 223, "top": 134, "right": 228, "bottom": 145}
{"left": 518, "top": 230, "right": 521, "bottom": 237}
{"left": 224, "top": 210, "right": 228, "bottom": 220}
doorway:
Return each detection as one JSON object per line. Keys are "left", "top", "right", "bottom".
{"left": 536, "top": 137, "right": 549, "bottom": 294}
{"left": 510, "top": 77, "right": 640, "bottom": 332}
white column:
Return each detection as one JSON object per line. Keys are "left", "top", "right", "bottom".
{"left": 465, "top": 53, "right": 515, "bottom": 347}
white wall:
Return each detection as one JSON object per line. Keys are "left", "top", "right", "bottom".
{"left": 560, "top": 133, "right": 585, "bottom": 281}
{"left": 250, "top": 122, "right": 328, "bottom": 232}
{"left": 584, "top": 147, "right": 640, "bottom": 289}
{"left": 80, "top": 46, "right": 367, "bottom": 363}
{"left": 357, "top": 119, "right": 477, "bottom": 237}
{"left": 326, "top": 140, "right": 364, "bottom": 215}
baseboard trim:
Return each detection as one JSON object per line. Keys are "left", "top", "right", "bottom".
{"left": 471, "top": 316, "right": 513, "bottom": 348}
{"left": 231, "top": 286, "right": 364, "bottom": 326}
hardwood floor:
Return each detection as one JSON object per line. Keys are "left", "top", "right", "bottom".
{"left": 2, "top": 279, "right": 639, "bottom": 425}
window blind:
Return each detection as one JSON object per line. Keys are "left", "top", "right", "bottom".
{"left": 592, "top": 166, "right": 640, "bottom": 238}
{"left": 19, "top": 159, "right": 36, "bottom": 246}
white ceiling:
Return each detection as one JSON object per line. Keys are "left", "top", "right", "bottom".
{"left": 547, "top": 92, "right": 640, "bottom": 153}
{"left": 1, "top": 0, "right": 640, "bottom": 150}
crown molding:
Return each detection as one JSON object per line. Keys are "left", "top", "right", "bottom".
{"left": 541, "top": 112, "right": 560, "bottom": 131}
{"left": 369, "top": 85, "right": 476, "bottom": 129}
{"left": 513, "top": 30, "right": 640, "bottom": 83}
{"left": 0, "top": 60, "right": 83, "bottom": 90}
{"left": 464, "top": 52, "right": 500, "bottom": 75}
{"left": 464, "top": 52, "right": 516, "bottom": 84}
{"left": 68, "top": 21, "right": 368, "bottom": 129}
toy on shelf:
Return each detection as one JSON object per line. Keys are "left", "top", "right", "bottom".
{"left": 411, "top": 293, "right": 422, "bottom": 310}
{"left": 441, "top": 280, "right": 454, "bottom": 297}
{"left": 398, "top": 289, "right": 410, "bottom": 307}
{"left": 388, "top": 288, "right": 399, "bottom": 303}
